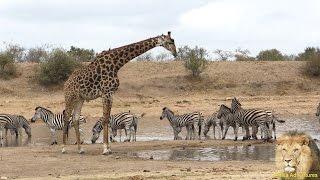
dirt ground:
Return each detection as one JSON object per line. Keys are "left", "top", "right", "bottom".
{"left": 0, "top": 61, "right": 319, "bottom": 179}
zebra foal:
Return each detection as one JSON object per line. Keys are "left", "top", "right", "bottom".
{"left": 160, "top": 107, "right": 202, "bottom": 140}
{"left": 203, "top": 113, "right": 223, "bottom": 139}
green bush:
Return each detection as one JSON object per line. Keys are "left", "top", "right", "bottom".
{"left": 176, "top": 46, "right": 192, "bottom": 61}
{"left": 256, "top": 49, "right": 284, "bottom": 61}
{"left": 300, "top": 47, "right": 320, "bottom": 77}
{"left": 0, "top": 52, "right": 18, "bottom": 79}
{"left": 184, "top": 46, "right": 208, "bottom": 77}
{"left": 36, "top": 49, "right": 81, "bottom": 86}
{"left": 67, "top": 46, "right": 95, "bottom": 62}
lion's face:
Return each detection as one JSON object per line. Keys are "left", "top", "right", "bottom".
{"left": 276, "top": 134, "right": 311, "bottom": 173}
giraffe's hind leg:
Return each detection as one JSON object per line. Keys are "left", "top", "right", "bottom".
{"left": 62, "top": 100, "right": 74, "bottom": 154}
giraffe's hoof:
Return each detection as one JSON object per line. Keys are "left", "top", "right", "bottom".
{"left": 102, "top": 148, "right": 112, "bottom": 155}
{"left": 61, "top": 148, "right": 66, "bottom": 154}
{"left": 79, "top": 148, "right": 85, "bottom": 154}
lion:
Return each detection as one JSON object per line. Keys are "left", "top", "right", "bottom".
{"left": 275, "top": 131, "right": 320, "bottom": 179}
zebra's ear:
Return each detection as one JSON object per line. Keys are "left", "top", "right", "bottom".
{"left": 62, "top": 110, "right": 66, "bottom": 115}
{"left": 35, "top": 106, "right": 40, "bottom": 111}
{"left": 162, "top": 107, "right": 166, "bottom": 111}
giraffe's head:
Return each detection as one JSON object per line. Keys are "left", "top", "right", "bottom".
{"left": 158, "top": 31, "right": 177, "bottom": 57}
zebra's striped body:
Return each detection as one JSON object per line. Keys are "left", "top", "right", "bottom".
{"left": 216, "top": 105, "right": 240, "bottom": 140}
{"left": 252, "top": 111, "right": 285, "bottom": 140}
{"left": 31, "top": 106, "right": 86, "bottom": 145}
{"left": 203, "top": 113, "right": 223, "bottom": 139}
{"left": 160, "top": 107, "right": 202, "bottom": 140}
{"left": 231, "top": 98, "right": 272, "bottom": 141}
{"left": 91, "top": 112, "right": 139, "bottom": 143}
{"left": 0, "top": 114, "right": 31, "bottom": 146}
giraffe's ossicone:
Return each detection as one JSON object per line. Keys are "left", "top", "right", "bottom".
{"left": 62, "top": 31, "right": 177, "bottom": 154}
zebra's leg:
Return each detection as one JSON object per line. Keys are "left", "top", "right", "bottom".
{"left": 50, "top": 128, "right": 57, "bottom": 145}
{"left": 124, "top": 126, "right": 131, "bottom": 142}
{"left": 73, "top": 100, "right": 85, "bottom": 154}
{"left": 220, "top": 123, "right": 224, "bottom": 139}
{"left": 0, "top": 126, "right": 4, "bottom": 147}
{"left": 261, "top": 123, "right": 272, "bottom": 142}
{"left": 234, "top": 123, "right": 239, "bottom": 141}
{"left": 251, "top": 125, "right": 258, "bottom": 140}
{"left": 273, "top": 122, "right": 276, "bottom": 139}
{"left": 242, "top": 125, "right": 250, "bottom": 140}
{"left": 79, "top": 126, "right": 84, "bottom": 144}
{"left": 119, "top": 129, "right": 122, "bottom": 142}
{"left": 213, "top": 125, "right": 216, "bottom": 140}
{"left": 222, "top": 125, "right": 229, "bottom": 140}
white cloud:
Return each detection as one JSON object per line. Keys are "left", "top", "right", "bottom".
{"left": 0, "top": 0, "right": 319, "bottom": 56}
{"left": 178, "top": 0, "right": 320, "bottom": 54}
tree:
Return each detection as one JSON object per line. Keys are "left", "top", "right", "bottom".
{"left": 213, "top": 49, "right": 233, "bottom": 61}
{"left": 184, "top": 46, "right": 208, "bottom": 77}
{"left": 256, "top": 49, "right": 284, "bottom": 61}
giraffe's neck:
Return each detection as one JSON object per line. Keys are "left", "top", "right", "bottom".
{"left": 96, "top": 36, "right": 160, "bottom": 72}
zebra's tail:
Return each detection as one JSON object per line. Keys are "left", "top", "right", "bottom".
{"left": 274, "top": 116, "right": 285, "bottom": 123}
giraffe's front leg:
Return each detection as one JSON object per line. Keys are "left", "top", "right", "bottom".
{"left": 73, "top": 100, "right": 85, "bottom": 154}
{"left": 102, "top": 96, "right": 112, "bottom": 155}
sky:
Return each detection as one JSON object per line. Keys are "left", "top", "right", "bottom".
{"left": 0, "top": 0, "right": 320, "bottom": 57}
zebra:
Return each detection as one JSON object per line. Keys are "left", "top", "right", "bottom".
{"left": 160, "top": 107, "right": 202, "bottom": 140}
{"left": 91, "top": 111, "right": 141, "bottom": 143}
{"left": 0, "top": 114, "right": 31, "bottom": 146}
{"left": 216, "top": 104, "right": 240, "bottom": 140}
{"left": 203, "top": 113, "right": 223, "bottom": 139}
{"left": 251, "top": 111, "right": 285, "bottom": 140}
{"left": 31, "top": 106, "right": 86, "bottom": 145}
{"left": 231, "top": 97, "right": 273, "bottom": 141}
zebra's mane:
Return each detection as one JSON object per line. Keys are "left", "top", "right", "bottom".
{"left": 17, "top": 115, "right": 30, "bottom": 125}
{"left": 221, "top": 104, "right": 232, "bottom": 113}
{"left": 35, "top": 106, "right": 54, "bottom": 115}
{"left": 163, "top": 107, "right": 174, "bottom": 116}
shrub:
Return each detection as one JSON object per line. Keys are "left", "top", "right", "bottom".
{"left": 234, "top": 48, "right": 255, "bottom": 61}
{"left": 184, "top": 46, "right": 208, "bottom": 77}
{"left": 213, "top": 49, "right": 233, "bottom": 61}
{"left": 297, "top": 47, "right": 319, "bottom": 61}
{"left": 176, "top": 46, "right": 192, "bottom": 61}
{"left": 24, "top": 46, "right": 48, "bottom": 62}
{"left": 3, "top": 43, "right": 25, "bottom": 62}
{"left": 36, "top": 48, "right": 81, "bottom": 86}
{"left": 0, "top": 52, "right": 18, "bottom": 79}
{"left": 135, "top": 52, "right": 154, "bottom": 61}
{"left": 67, "top": 46, "right": 95, "bottom": 62}
{"left": 300, "top": 47, "right": 320, "bottom": 77}
{"left": 256, "top": 49, "right": 284, "bottom": 61}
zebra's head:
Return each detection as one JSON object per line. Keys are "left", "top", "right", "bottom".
{"left": 91, "top": 118, "right": 103, "bottom": 144}
{"left": 160, "top": 107, "right": 173, "bottom": 120}
{"left": 217, "top": 104, "right": 231, "bottom": 119}
{"left": 31, "top": 106, "right": 45, "bottom": 123}
{"left": 316, "top": 103, "right": 320, "bottom": 117}
{"left": 18, "top": 115, "right": 32, "bottom": 138}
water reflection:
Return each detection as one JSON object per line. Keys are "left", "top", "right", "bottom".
{"left": 129, "top": 145, "right": 275, "bottom": 162}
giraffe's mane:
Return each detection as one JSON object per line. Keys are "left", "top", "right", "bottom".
{"left": 99, "top": 35, "right": 161, "bottom": 55}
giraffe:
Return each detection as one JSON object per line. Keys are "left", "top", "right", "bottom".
{"left": 62, "top": 32, "right": 177, "bottom": 154}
